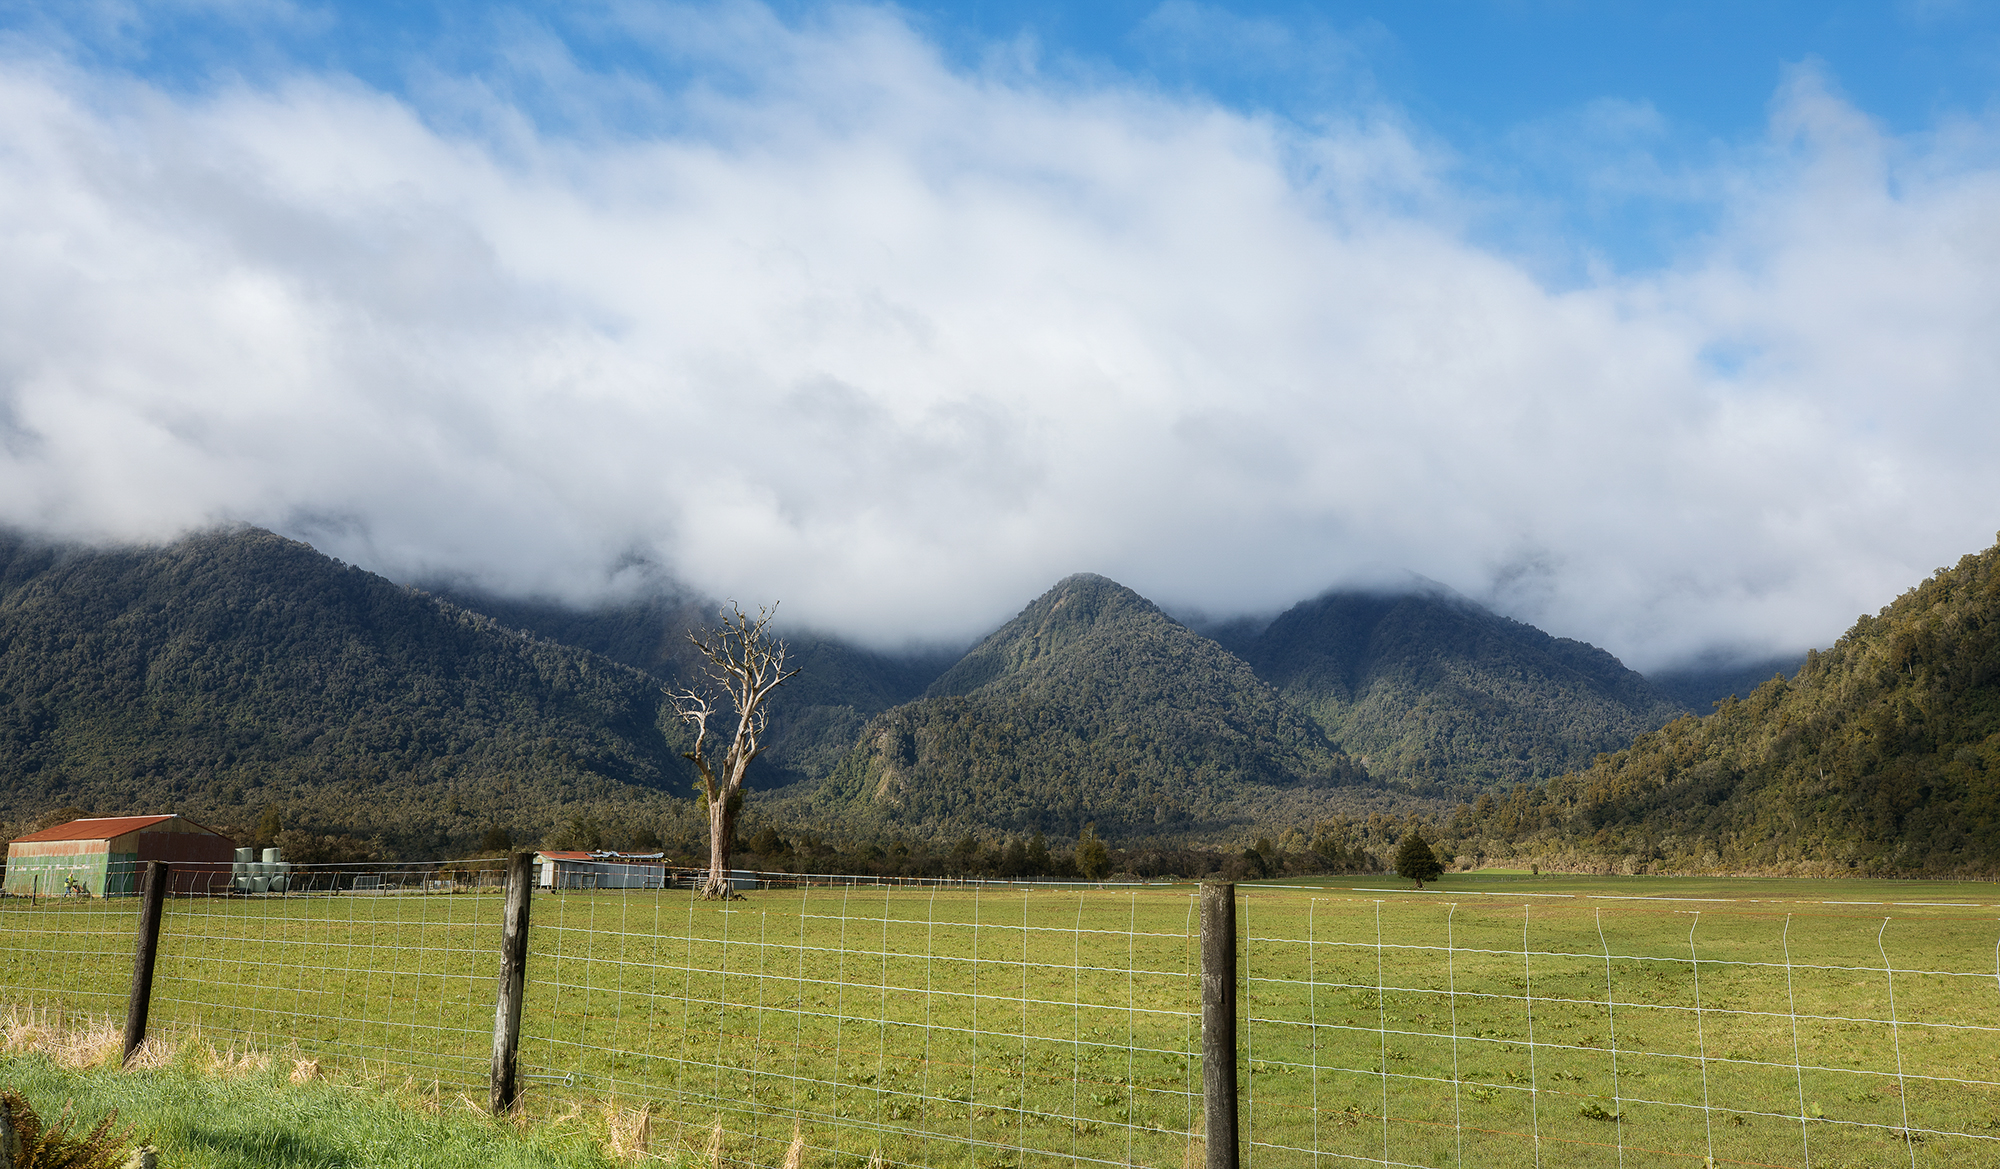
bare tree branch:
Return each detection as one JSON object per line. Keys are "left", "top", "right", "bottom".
{"left": 669, "top": 602, "right": 798, "bottom": 899}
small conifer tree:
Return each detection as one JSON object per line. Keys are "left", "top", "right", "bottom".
{"left": 1394, "top": 830, "right": 1444, "bottom": 889}
{"left": 1075, "top": 823, "right": 1110, "bottom": 880}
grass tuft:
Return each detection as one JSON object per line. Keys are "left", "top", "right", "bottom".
{"left": 604, "top": 1102, "right": 652, "bottom": 1162}
{"left": 703, "top": 1117, "right": 724, "bottom": 1169}
{"left": 0, "top": 1013, "right": 647, "bottom": 1168}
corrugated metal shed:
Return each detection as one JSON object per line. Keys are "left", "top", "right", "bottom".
{"left": 4, "top": 814, "right": 237, "bottom": 896}
{"left": 535, "top": 850, "right": 691, "bottom": 890}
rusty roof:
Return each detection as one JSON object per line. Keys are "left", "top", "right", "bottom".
{"left": 11, "top": 814, "right": 195, "bottom": 844}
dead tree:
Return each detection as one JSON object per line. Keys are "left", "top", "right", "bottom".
{"left": 672, "top": 602, "right": 797, "bottom": 899}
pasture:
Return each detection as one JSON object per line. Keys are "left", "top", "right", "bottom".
{"left": 3, "top": 871, "right": 1998, "bottom": 1169}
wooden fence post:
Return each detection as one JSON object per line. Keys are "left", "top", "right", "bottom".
{"left": 122, "top": 860, "right": 169, "bottom": 1065}
{"left": 490, "top": 851, "right": 535, "bottom": 1114}
{"left": 1201, "top": 881, "right": 1239, "bottom": 1169}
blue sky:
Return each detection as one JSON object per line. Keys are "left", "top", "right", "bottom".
{"left": 2, "top": 2, "right": 1999, "bottom": 667}
{"left": 24, "top": 2, "right": 2000, "bottom": 270}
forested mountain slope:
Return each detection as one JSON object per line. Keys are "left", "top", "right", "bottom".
{"left": 1646, "top": 653, "right": 1809, "bottom": 713}
{"left": 1223, "top": 587, "right": 1686, "bottom": 795}
{"left": 806, "top": 574, "right": 1373, "bottom": 841}
{"left": 1545, "top": 536, "right": 2000, "bottom": 874}
{"left": 445, "top": 589, "right": 957, "bottom": 788}
{"left": 0, "top": 528, "right": 693, "bottom": 852}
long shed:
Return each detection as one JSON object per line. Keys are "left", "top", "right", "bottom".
{"left": 4, "top": 814, "right": 236, "bottom": 897}
{"left": 535, "top": 850, "right": 672, "bottom": 890}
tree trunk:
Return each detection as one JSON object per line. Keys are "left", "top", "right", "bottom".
{"left": 701, "top": 790, "right": 738, "bottom": 899}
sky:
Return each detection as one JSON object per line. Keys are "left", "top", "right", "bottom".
{"left": 2, "top": 1, "right": 1999, "bottom": 670}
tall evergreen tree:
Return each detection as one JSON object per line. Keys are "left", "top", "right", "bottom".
{"left": 1394, "top": 830, "right": 1443, "bottom": 889}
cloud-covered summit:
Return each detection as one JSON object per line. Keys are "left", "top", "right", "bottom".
{"left": 1, "top": 4, "right": 1997, "bottom": 670}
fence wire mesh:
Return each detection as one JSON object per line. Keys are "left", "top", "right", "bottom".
{"left": 523, "top": 882, "right": 1205, "bottom": 1169}
{"left": 1237, "top": 891, "right": 2000, "bottom": 1169}
{"left": 4, "top": 863, "right": 2000, "bottom": 1169}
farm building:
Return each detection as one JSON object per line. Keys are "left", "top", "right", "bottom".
{"left": 3, "top": 814, "right": 237, "bottom": 897}
{"left": 533, "top": 850, "right": 760, "bottom": 892}
{"left": 535, "top": 850, "right": 671, "bottom": 890}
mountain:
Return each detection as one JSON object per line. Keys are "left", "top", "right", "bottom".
{"left": 440, "top": 590, "right": 958, "bottom": 789}
{"left": 1645, "top": 652, "right": 1810, "bottom": 713}
{"left": 804, "top": 574, "right": 1375, "bottom": 841}
{"left": 0, "top": 527, "right": 694, "bottom": 852}
{"left": 1545, "top": 535, "right": 2000, "bottom": 874}
{"left": 1219, "top": 585, "right": 1687, "bottom": 795}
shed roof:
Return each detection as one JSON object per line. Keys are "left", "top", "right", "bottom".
{"left": 12, "top": 814, "right": 203, "bottom": 844}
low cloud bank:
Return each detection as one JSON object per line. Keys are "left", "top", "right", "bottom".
{"left": 1, "top": 7, "right": 1997, "bottom": 669}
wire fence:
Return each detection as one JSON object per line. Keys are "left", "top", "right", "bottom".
{"left": 4, "top": 859, "right": 2000, "bottom": 1169}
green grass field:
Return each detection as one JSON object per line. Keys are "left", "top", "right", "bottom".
{"left": 0, "top": 1050, "right": 637, "bottom": 1169}
{"left": 5, "top": 872, "right": 1999, "bottom": 1169}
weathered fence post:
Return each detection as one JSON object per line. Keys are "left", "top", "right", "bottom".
{"left": 1201, "top": 881, "right": 1239, "bottom": 1169}
{"left": 490, "top": 850, "right": 535, "bottom": 1114}
{"left": 122, "top": 860, "right": 170, "bottom": 1066}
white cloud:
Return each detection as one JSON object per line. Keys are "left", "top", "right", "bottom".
{"left": 0, "top": 11, "right": 1997, "bottom": 670}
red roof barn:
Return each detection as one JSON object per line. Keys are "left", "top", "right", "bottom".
{"left": 5, "top": 814, "right": 236, "bottom": 896}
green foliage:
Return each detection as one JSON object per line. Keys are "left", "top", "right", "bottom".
{"left": 1542, "top": 535, "right": 2000, "bottom": 874}
{"left": 1225, "top": 588, "right": 1687, "bottom": 795}
{"left": 0, "top": 1059, "right": 627, "bottom": 1168}
{"left": 0, "top": 1089, "right": 144, "bottom": 1169}
{"left": 1075, "top": 822, "right": 1110, "bottom": 879}
{"left": 0, "top": 527, "right": 697, "bottom": 856}
{"left": 546, "top": 813, "right": 604, "bottom": 852}
{"left": 808, "top": 574, "right": 1371, "bottom": 842}
{"left": 1393, "top": 830, "right": 1443, "bottom": 887}
{"left": 438, "top": 587, "right": 954, "bottom": 789}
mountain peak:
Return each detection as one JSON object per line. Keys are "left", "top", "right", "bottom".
{"left": 817, "top": 574, "right": 1367, "bottom": 839}
{"left": 925, "top": 573, "right": 1163, "bottom": 698}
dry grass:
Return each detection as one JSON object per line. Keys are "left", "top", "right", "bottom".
{"left": 1, "top": 1005, "right": 687, "bottom": 1168}
{"left": 193, "top": 1042, "right": 268, "bottom": 1079}
{"left": 780, "top": 1125, "right": 805, "bottom": 1169}
{"left": 703, "top": 1117, "right": 725, "bottom": 1169}
{"left": 605, "top": 1102, "right": 654, "bottom": 1162}
{"left": 0, "top": 1006, "right": 122, "bottom": 1070}
{"left": 0, "top": 1005, "right": 276, "bottom": 1081}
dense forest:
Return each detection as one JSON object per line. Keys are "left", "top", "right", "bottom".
{"left": 1218, "top": 587, "right": 1688, "bottom": 794}
{"left": 1505, "top": 536, "right": 2000, "bottom": 876}
{"left": 800, "top": 574, "right": 1376, "bottom": 841}
{"left": 446, "top": 587, "right": 958, "bottom": 790}
{"left": 0, "top": 528, "right": 695, "bottom": 856}
{"left": 16, "top": 523, "right": 1990, "bottom": 878}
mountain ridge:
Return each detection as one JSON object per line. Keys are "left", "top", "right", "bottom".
{"left": 1536, "top": 534, "right": 2000, "bottom": 875}
{"left": 0, "top": 526, "right": 695, "bottom": 852}
{"left": 801, "top": 573, "right": 1375, "bottom": 841}
{"left": 1222, "top": 587, "right": 1687, "bottom": 794}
